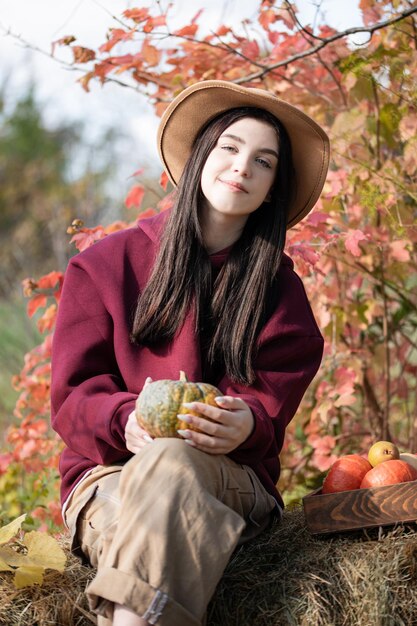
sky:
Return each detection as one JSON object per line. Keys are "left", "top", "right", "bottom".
{"left": 0, "top": 0, "right": 363, "bottom": 184}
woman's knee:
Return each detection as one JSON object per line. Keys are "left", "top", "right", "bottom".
{"left": 120, "top": 438, "right": 220, "bottom": 493}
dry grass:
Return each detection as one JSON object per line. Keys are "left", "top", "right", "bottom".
{"left": 1, "top": 507, "right": 417, "bottom": 626}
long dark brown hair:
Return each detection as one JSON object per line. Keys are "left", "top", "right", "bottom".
{"left": 131, "top": 107, "right": 294, "bottom": 384}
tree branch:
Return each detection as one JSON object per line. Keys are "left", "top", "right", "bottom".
{"left": 234, "top": 7, "right": 417, "bottom": 84}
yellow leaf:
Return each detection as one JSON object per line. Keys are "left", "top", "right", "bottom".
{"left": 0, "top": 555, "right": 13, "bottom": 571}
{"left": 24, "top": 531, "right": 66, "bottom": 572}
{"left": 14, "top": 565, "right": 44, "bottom": 589}
{"left": 0, "top": 545, "right": 32, "bottom": 568}
{"left": 0, "top": 514, "right": 26, "bottom": 545}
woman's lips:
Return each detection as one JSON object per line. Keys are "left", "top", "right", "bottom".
{"left": 219, "top": 178, "right": 248, "bottom": 193}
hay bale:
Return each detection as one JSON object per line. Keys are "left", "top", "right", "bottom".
{"left": 1, "top": 507, "right": 417, "bottom": 626}
{"left": 0, "top": 546, "right": 96, "bottom": 626}
{"left": 208, "top": 507, "right": 417, "bottom": 626}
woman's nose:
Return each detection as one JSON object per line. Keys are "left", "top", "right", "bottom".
{"left": 233, "top": 156, "right": 251, "bottom": 177}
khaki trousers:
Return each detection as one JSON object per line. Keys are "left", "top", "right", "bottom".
{"left": 65, "top": 438, "right": 279, "bottom": 626}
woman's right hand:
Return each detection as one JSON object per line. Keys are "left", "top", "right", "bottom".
{"left": 125, "top": 411, "right": 154, "bottom": 453}
{"left": 125, "top": 376, "right": 154, "bottom": 454}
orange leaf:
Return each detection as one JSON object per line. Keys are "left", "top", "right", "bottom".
{"left": 216, "top": 25, "right": 231, "bottom": 36}
{"left": 125, "top": 185, "right": 145, "bottom": 209}
{"left": 72, "top": 46, "right": 96, "bottom": 64}
{"left": 37, "top": 271, "right": 63, "bottom": 291}
{"left": 174, "top": 24, "right": 198, "bottom": 37}
{"left": 78, "top": 71, "right": 94, "bottom": 92}
{"left": 99, "top": 29, "right": 134, "bottom": 54}
{"left": 141, "top": 40, "right": 160, "bottom": 67}
{"left": 37, "top": 304, "right": 57, "bottom": 334}
{"left": 123, "top": 8, "right": 150, "bottom": 23}
{"left": 143, "top": 15, "right": 166, "bottom": 33}
{"left": 259, "top": 9, "right": 277, "bottom": 31}
{"left": 159, "top": 171, "right": 169, "bottom": 191}
{"left": 27, "top": 295, "right": 47, "bottom": 318}
{"left": 70, "top": 229, "right": 106, "bottom": 252}
{"left": 51, "top": 35, "right": 76, "bottom": 56}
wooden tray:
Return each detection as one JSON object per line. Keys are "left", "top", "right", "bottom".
{"left": 303, "top": 480, "right": 417, "bottom": 534}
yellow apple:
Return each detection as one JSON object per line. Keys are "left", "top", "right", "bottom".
{"left": 368, "top": 440, "right": 400, "bottom": 467}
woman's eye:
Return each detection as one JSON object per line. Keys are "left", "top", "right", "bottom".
{"left": 256, "top": 157, "right": 272, "bottom": 169}
{"left": 220, "top": 144, "right": 236, "bottom": 152}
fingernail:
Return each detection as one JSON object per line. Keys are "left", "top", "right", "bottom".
{"left": 143, "top": 435, "right": 154, "bottom": 443}
{"left": 184, "top": 439, "right": 195, "bottom": 446}
{"left": 182, "top": 402, "right": 195, "bottom": 409}
{"left": 177, "top": 429, "right": 190, "bottom": 438}
{"left": 215, "top": 396, "right": 226, "bottom": 403}
{"left": 177, "top": 414, "right": 191, "bottom": 423}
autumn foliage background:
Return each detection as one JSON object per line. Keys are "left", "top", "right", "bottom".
{"left": 0, "top": 0, "right": 416, "bottom": 530}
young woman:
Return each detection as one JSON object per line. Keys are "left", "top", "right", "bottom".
{"left": 51, "top": 80, "right": 330, "bottom": 626}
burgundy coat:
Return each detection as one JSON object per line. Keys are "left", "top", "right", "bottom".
{"left": 51, "top": 211, "right": 324, "bottom": 507}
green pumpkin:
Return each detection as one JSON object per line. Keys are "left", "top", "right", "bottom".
{"left": 135, "top": 371, "right": 221, "bottom": 438}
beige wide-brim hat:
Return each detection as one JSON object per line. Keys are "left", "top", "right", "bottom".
{"left": 157, "top": 80, "right": 330, "bottom": 229}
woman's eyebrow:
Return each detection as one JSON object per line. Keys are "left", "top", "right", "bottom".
{"left": 220, "top": 133, "right": 279, "bottom": 159}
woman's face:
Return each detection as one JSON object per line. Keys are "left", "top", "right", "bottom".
{"left": 200, "top": 117, "right": 278, "bottom": 224}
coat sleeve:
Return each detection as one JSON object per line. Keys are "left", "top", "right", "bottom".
{"left": 51, "top": 258, "right": 136, "bottom": 466}
{"left": 220, "top": 271, "right": 324, "bottom": 466}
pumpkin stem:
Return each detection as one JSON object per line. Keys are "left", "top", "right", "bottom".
{"left": 179, "top": 370, "right": 188, "bottom": 382}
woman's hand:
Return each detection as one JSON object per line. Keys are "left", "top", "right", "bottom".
{"left": 176, "top": 396, "right": 254, "bottom": 455}
{"left": 125, "top": 377, "right": 154, "bottom": 454}
{"left": 125, "top": 411, "right": 154, "bottom": 453}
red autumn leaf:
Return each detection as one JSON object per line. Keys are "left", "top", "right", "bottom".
{"left": 27, "top": 295, "right": 47, "bottom": 319}
{"left": 141, "top": 39, "right": 160, "bottom": 67}
{"left": 259, "top": 9, "right": 277, "bottom": 31}
{"left": 99, "top": 29, "right": 134, "bottom": 54}
{"left": 37, "top": 271, "right": 63, "bottom": 291}
{"left": 275, "top": 7, "right": 296, "bottom": 30}
{"left": 174, "top": 24, "right": 198, "bottom": 37}
{"left": 241, "top": 40, "right": 260, "bottom": 59}
{"left": 70, "top": 228, "right": 106, "bottom": 252}
{"left": 123, "top": 8, "right": 150, "bottom": 23}
{"left": 344, "top": 229, "right": 368, "bottom": 257}
{"left": 51, "top": 35, "right": 76, "bottom": 56}
{"left": 125, "top": 184, "right": 145, "bottom": 209}
{"left": 159, "top": 171, "right": 169, "bottom": 191}
{"left": 92, "top": 61, "right": 116, "bottom": 82}
{"left": 216, "top": 25, "right": 231, "bottom": 36}
{"left": 143, "top": 15, "right": 166, "bottom": 34}
{"left": 288, "top": 244, "right": 320, "bottom": 266}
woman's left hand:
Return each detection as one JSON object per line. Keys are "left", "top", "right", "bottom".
{"left": 177, "top": 396, "right": 254, "bottom": 455}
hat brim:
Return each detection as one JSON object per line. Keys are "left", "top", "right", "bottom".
{"left": 157, "top": 80, "right": 330, "bottom": 229}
